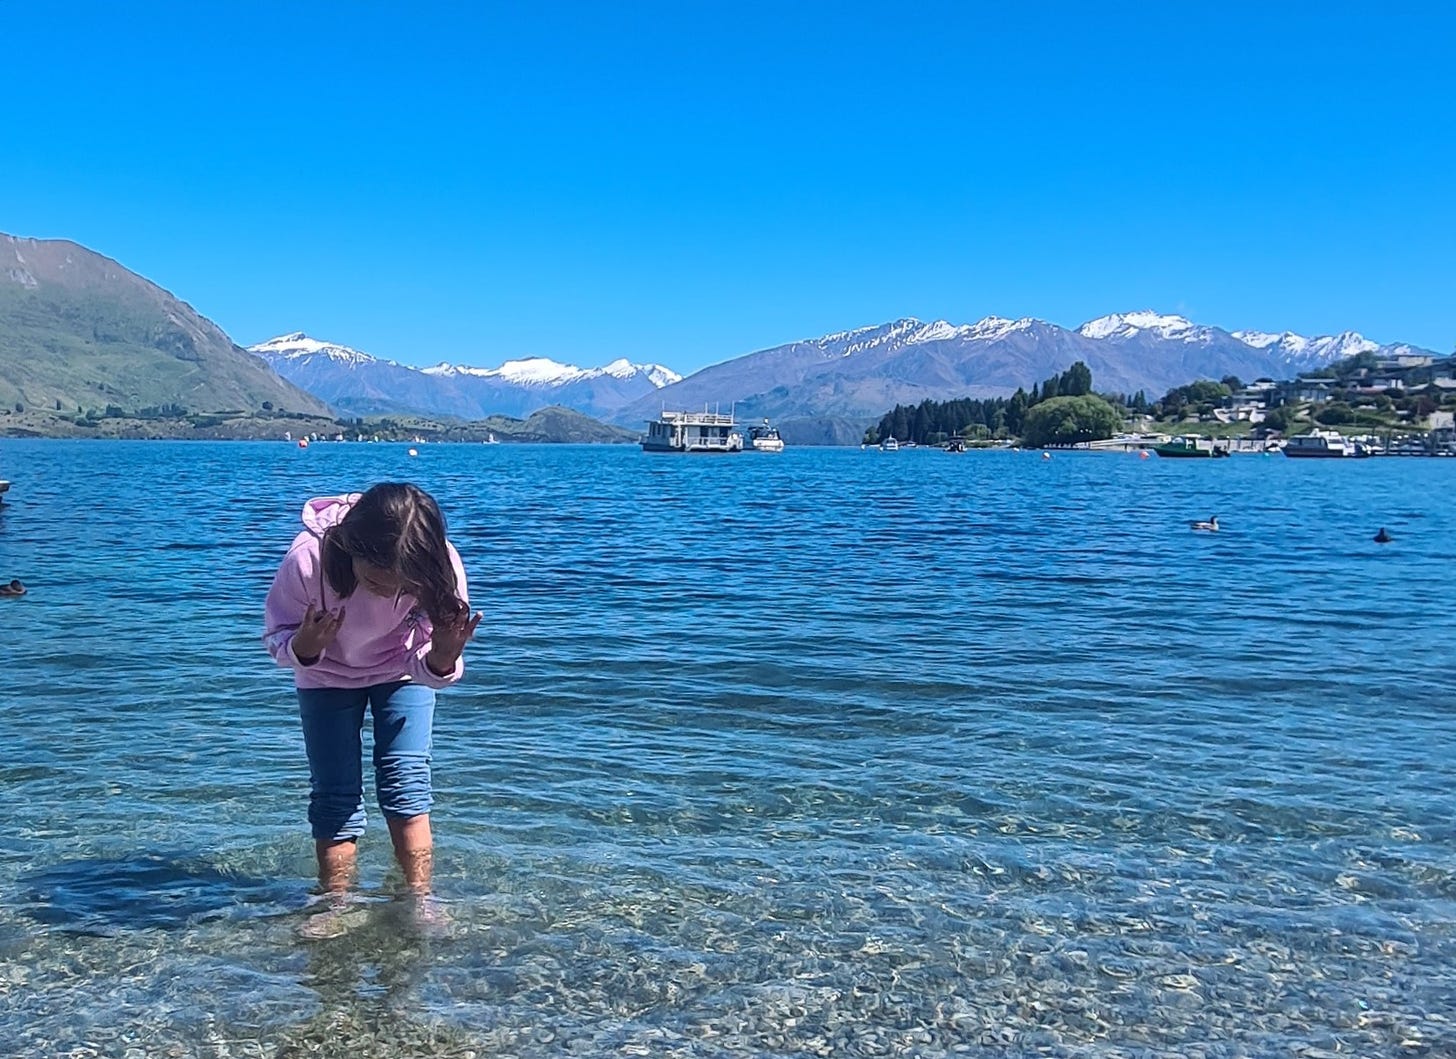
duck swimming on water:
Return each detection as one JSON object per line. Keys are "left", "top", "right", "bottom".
{"left": 1190, "top": 516, "right": 1219, "bottom": 532}
{"left": 1374, "top": 527, "right": 1392, "bottom": 544}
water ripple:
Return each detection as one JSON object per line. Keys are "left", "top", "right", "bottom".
{"left": 0, "top": 440, "right": 1453, "bottom": 1056}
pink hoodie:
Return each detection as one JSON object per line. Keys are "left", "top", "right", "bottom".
{"left": 263, "top": 494, "right": 469, "bottom": 690}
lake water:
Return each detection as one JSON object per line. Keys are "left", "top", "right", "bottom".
{"left": 1, "top": 439, "right": 1453, "bottom": 1058}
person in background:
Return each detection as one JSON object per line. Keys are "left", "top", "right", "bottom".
{"left": 0, "top": 579, "right": 25, "bottom": 597}
{"left": 263, "top": 483, "right": 482, "bottom": 914}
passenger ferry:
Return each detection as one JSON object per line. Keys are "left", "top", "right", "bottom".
{"left": 1282, "top": 429, "right": 1369, "bottom": 458}
{"left": 746, "top": 421, "right": 785, "bottom": 452}
{"left": 641, "top": 409, "right": 744, "bottom": 453}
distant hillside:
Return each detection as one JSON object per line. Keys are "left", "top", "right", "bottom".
{"left": 0, "top": 234, "right": 331, "bottom": 417}
{"left": 245, "top": 309, "right": 1436, "bottom": 441}
{"left": 250, "top": 333, "right": 678, "bottom": 420}
{"left": 480, "top": 405, "right": 640, "bottom": 444}
{"left": 612, "top": 313, "right": 1438, "bottom": 429}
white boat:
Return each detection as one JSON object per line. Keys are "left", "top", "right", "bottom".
{"left": 1282, "top": 429, "right": 1369, "bottom": 459}
{"left": 641, "top": 409, "right": 744, "bottom": 453}
{"left": 880, "top": 436, "right": 900, "bottom": 452}
{"left": 746, "top": 421, "right": 785, "bottom": 452}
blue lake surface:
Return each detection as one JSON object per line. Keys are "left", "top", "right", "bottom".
{"left": 0, "top": 438, "right": 1453, "bottom": 1057}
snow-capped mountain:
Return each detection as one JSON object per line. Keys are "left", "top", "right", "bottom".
{"left": 250, "top": 314, "right": 1435, "bottom": 438}
{"left": 1078, "top": 310, "right": 1205, "bottom": 341}
{"left": 612, "top": 311, "right": 1438, "bottom": 432}
{"left": 249, "top": 334, "right": 679, "bottom": 420}
{"left": 422, "top": 355, "right": 681, "bottom": 389}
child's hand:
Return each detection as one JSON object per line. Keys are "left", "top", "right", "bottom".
{"left": 293, "top": 601, "right": 346, "bottom": 663}
{"left": 426, "top": 610, "right": 483, "bottom": 675}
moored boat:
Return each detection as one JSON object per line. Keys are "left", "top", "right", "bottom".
{"left": 1153, "top": 436, "right": 1230, "bottom": 458}
{"left": 746, "top": 421, "right": 785, "bottom": 452}
{"left": 1282, "top": 429, "right": 1368, "bottom": 458}
{"left": 880, "top": 436, "right": 900, "bottom": 452}
{"left": 641, "top": 409, "right": 744, "bottom": 453}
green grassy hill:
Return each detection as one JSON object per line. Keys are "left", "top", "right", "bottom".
{"left": 0, "top": 234, "right": 332, "bottom": 417}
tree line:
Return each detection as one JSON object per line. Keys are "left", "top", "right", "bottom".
{"left": 866, "top": 361, "right": 1121, "bottom": 447}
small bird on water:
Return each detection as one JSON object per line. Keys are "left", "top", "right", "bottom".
{"left": 1190, "top": 516, "right": 1219, "bottom": 532}
{"left": 1374, "top": 527, "right": 1392, "bottom": 544}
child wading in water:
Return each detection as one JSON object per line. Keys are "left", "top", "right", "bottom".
{"left": 264, "top": 483, "right": 481, "bottom": 916}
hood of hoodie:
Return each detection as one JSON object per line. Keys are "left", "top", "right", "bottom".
{"left": 301, "top": 493, "right": 362, "bottom": 539}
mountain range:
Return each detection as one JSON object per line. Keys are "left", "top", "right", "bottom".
{"left": 0, "top": 234, "right": 330, "bottom": 417}
{"left": 2, "top": 230, "right": 1438, "bottom": 444}
{"left": 249, "top": 333, "right": 679, "bottom": 420}
{"left": 251, "top": 310, "right": 1436, "bottom": 442}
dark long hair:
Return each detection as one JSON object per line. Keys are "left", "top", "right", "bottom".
{"left": 320, "top": 483, "right": 467, "bottom": 624}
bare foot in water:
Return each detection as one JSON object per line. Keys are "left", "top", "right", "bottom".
{"left": 406, "top": 892, "right": 453, "bottom": 936}
{"left": 297, "top": 893, "right": 369, "bottom": 941}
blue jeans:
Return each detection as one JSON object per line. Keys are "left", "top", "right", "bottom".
{"left": 297, "top": 680, "right": 435, "bottom": 842}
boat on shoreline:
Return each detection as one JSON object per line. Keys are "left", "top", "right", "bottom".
{"left": 1153, "top": 436, "right": 1230, "bottom": 458}
{"left": 641, "top": 409, "right": 744, "bottom": 453}
{"left": 880, "top": 436, "right": 900, "bottom": 452}
{"left": 1282, "top": 429, "right": 1370, "bottom": 458}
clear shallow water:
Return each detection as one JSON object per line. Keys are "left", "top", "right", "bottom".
{"left": 1, "top": 438, "right": 1453, "bottom": 1058}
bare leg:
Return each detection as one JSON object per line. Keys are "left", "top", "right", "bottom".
{"left": 316, "top": 837, "right": 358, "bottom": 893}
{"left": 387, "top": 813, "right": 433, "bottom": 893}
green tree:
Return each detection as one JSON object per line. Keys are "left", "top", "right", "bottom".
{"left": 1061, "top": 361, "right": 1093, "bottom": 396}
{"left": 1261, "top": 407, "right": 1294, "bottom": 433}
{"left": 1005, "top": 389, "right": 1029, "bottom": 435}
{"left": 1021, "top": 395, "right": 1122, "bottom": 447}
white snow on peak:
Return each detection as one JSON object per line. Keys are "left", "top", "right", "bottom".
{"left": 1078, "top": 311, "right": 1197, "bottom": 341}
{"left": 816, "top": 319, "right": 925, "bottom": 358}
{"left": 1301, "top": 331, "right": 1379, "bottom": 361}
{"left": 645, "top": 365, "right": 682, "bottom": 388}
{"left": 600, "top": 358, "right": 682, "bottom": 387}
{"left": 422, "top": 357, "right": 581, "bottom": 383}
{"left": 248, "top": 333, "right": 385, "bottom": 366}
{"left": 908, "top": 320, "right": 966, "bottom": 343}
{"left": 966, "top": 315, "right": 1036, "bottom": 340}
{"left": 1231, "top": 330, "right": 1286, "bottom": 350}
{"left": 422, "top": 354, "right": 681, "bottom": 387}
{"left": 1233, "top": 328, "right": 1378, "bottom": 362}
{"left": 496, "top": 357, "right": 587, "bottom": 384}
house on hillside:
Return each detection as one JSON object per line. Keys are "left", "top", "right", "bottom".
{"left": 1378, "top": 354, "right": 1434, "bottom": 371}
{"left": 1281, "top": 379, "right": 1336, "bottom": 404}
{"left": 1213, "top": 405, "right": 1266, "bottom": 424}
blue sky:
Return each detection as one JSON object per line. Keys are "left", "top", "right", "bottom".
{"left": 5, "top": 2, "right": 1453, "bottom": 373}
